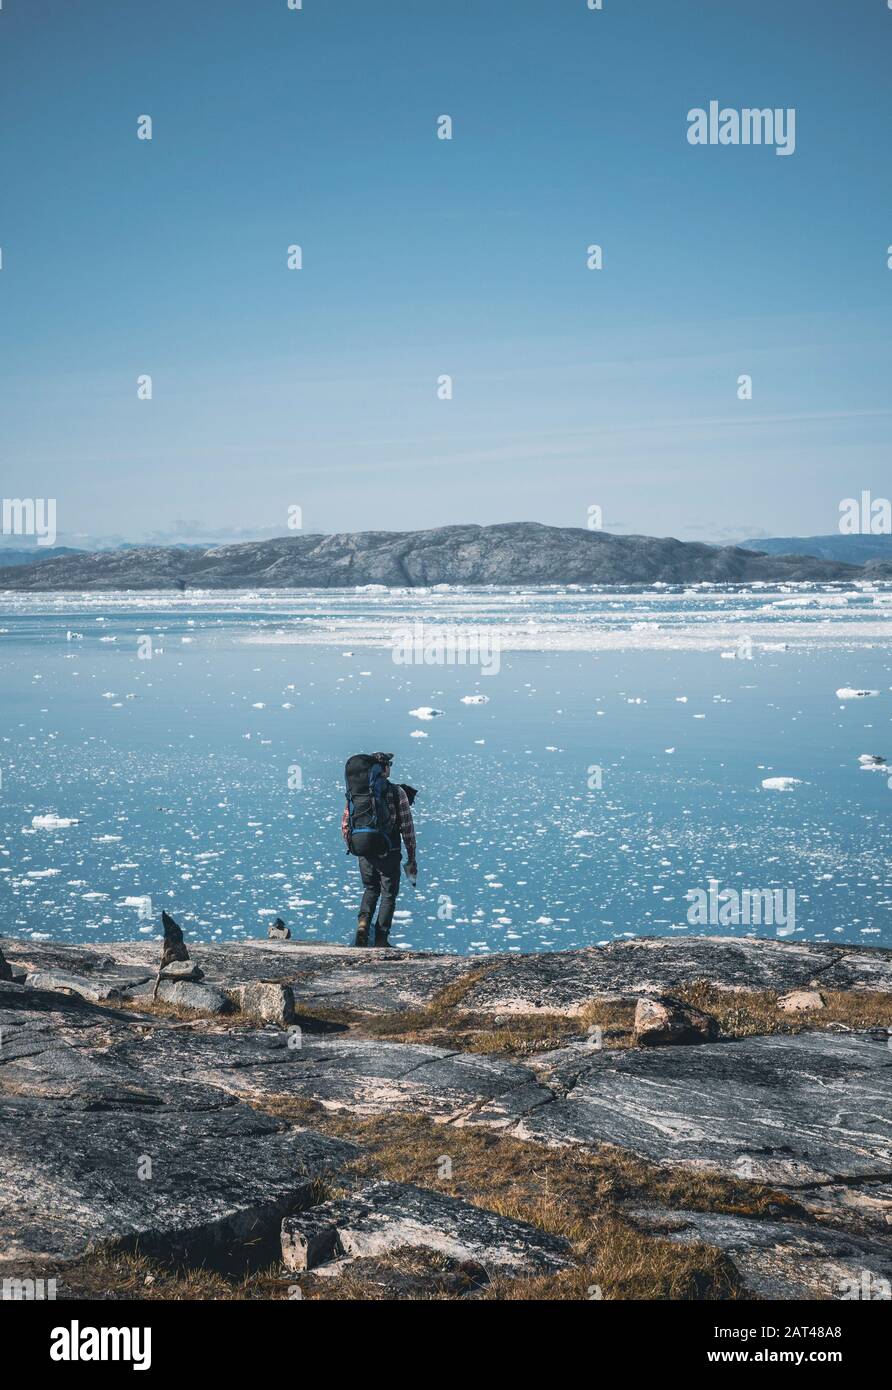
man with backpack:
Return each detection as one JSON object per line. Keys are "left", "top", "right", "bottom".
{"left": 342, "top": 752, "right": 417, "bottom": 947}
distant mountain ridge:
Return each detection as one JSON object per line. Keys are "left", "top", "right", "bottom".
{"left": 739, "top": 534, "right": 892, "bottom": 565}
{"left": 0, "top": 523, "right": 888, "bottom": 590}
{"left": 0, "top": 545, "right": 85, "bottom": 567}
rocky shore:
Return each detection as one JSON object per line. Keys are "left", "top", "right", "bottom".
{"left": 1, "top": 934, "right": 890, "bottom": 1300}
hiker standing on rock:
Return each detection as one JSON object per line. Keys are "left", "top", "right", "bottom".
{"left": 342, "top": 752, "right": 417, "bottom": 948}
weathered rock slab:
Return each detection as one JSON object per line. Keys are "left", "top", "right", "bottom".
{"left": 459, "top": 937, "right": 892, "bottom": 1014}
{"left": 0, "top": 1084, "right": 356, "bottom": 1268}
{"left": 500, "top": 1032, "right": 892, "bottom": 1189}
{"left": 23, "top": 967, "right": 152, "bottom": 1004}
{"left": 0, "top": 979, "right": 355, "bottom": 1269}
{"left": 113, "top": 1028, "right": 552, "bottom": 1121}
{"left": 631, "top": 1207, "right": 892, "bottom": 1301}
{"left": 281, "top": 1181, "right": 571, "bottom": 1276}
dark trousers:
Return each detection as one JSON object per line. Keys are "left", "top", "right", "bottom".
{"left": 357, "top": 850, "right": 401, "bottom": 931}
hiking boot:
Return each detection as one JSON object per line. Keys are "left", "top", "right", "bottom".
{"left": 354, "top": 917, "right": 370, "bottom": 947}
{"left": 373, "top": 926, "right": 392, "bottom": 948}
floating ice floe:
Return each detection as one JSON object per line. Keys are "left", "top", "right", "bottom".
{"left": 121, "top": 895, "right": 153, "bottom": 914}
{"left": 460, "top": 695, "right": 489, "bottom": 704}
{"left": 31, "top": 814, "right": 79, "bottom": 830}
{"left": 410, "top": 730, "right": 428, "bottom": 738}
{"left": 409, "top": 707, "right": 445, "bottom": 720}
{"left": 780, "top": 595, "right": 848, "bottom": 608}
{"left": 836, "top": 688, "right": 879, "bottom": 700}
{"left": 859, "top": 754, "right": 887, "bottom": 772}
{"left": 761, "top": 777, "right": 802, "bottom": 791}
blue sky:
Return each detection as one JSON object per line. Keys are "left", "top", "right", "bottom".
{"left": 1, "top": 0, "right": 890, "bottom": 545}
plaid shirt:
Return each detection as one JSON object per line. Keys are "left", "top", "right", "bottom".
{"left": 342, "top": 784, "right": 416, "bottom": 861}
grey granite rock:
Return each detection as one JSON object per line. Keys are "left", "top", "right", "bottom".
{"left": 23, "top": 969, "right": 132, "bottom": 1004}
{"left": 0, "top": 980, "right": 355, "bottom": 1269}
{"left": 160, "top": 960, "right": 205, "bottom": 981}
{"left": 112, "top": 1029, "right": 552, "bottom": 1121}
{"left": 794, "top": 1181, "right": 892, "bottom": 1234}
{"left": 2, "top": 937, "right": 890, "bottom": 1296}
{"left": 2, "top": 938, "right": 473, "bottom": 1015}
{"left": 500, "top": 1032, "right": 892, "bottom": 1189}
{"left": 228, "top": 981, "right": 296, "bottom": 1024}
{"left": 281, "top": 1181, "right": 571, "bottom": 1275}
{"left": 144, "top": 978, "right": 231, "bottom": 1014}
{"left": 630, "top": 1207, "right": 892, "bottom": 1300}
{"left": 7, "top": 935, "right": 888, "bottom": 1021}
{"left": 0, "top": 1086, "right": 356, "bottom": 1268}
{"left": 633, "top": 994, "right": 719, "bottom": 1046}
{"left": 458, "top": 937, "right": 892, "bottom": 1014}
{"left": 778, "top": 989, "right": 825, "bottom": 1012}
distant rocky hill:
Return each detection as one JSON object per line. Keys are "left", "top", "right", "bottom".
{"left": 740, "top": 534, "right": 892, "bottom": 565}
{"left": 0, "top": 545, "right": 84, "bottom": 567}
{"left": 0, "top": 523, "right": 886, "bottom": 591}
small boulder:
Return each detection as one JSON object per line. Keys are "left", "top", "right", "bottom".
{"left": 281, "top": 1182, "right": 571, "bottom": 1275}
{"left": 229, "top": 981, "right": 295, "bottom": 1024}
{"left": 634, "top": 994, "right": 719, "bottom": 1047}
{"left": 778, "top": 989, "right": 825, "bottom": 1013}
{"left": 268, "top": 918, "right": 291, "bottom": 941}
{"left": 160, "top": 960, "right": 205, "bottom": 981}
{"left": 154, "top": 979, "right": 230, "bottom": 1015}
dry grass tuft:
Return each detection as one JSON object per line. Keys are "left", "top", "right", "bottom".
{"left": 675, "top": 982, "right": 892, "bottom": 1038}
{"left": 358, "top": 980, "right": 892, "bottom": 1054}
{"left": 360, "top": 971, "right": 637, "bottom": 1055}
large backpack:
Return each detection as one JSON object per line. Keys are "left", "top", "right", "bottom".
{"left": 344, "top": 754, "right": 397, "bottom": 857}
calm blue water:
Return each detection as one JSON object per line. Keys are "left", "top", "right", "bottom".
{"left": 1, "top": 586, "right": 890, "bottom": 953}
